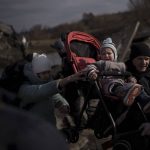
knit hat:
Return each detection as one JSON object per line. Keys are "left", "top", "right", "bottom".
{"left": 32, "top": 53, "right": 51, "bottom": 74}
{"left": 130, "top": 43, "right": 150, "bottom": 60}
{"left": 101, "top": 37, "right": 118, "bottom": 61}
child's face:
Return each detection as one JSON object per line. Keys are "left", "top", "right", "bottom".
{"left": 37, "top": 70, "right": 51, "bottom": 81}
{"left": 100, "top": 47, "right": 114, "bottom": 61}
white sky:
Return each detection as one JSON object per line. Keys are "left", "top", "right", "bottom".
{"left": 0, "top": 0, "right": 129, "bottom": 32}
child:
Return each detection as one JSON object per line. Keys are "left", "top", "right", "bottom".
{"left": 85, "top": 38, "right": 143, "bottom": 107}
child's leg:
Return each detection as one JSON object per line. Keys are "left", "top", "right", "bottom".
{"left": 110, "top": 81, "right": 142, "bottom": 106}
{"left": 101, "top": 78, "right": 142, "bottom": 106}
{"left": 101, "top": 78, "right": 124, "bottom": 96}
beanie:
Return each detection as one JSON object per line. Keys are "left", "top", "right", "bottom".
{"left": 101, "top": 37, "right": 118, "bottom": 61}
{"left": 130, "top": 43, "right": 150, "bottom": 60}
{"left": 32, "top": 53, "right": 51, "bottom": 74}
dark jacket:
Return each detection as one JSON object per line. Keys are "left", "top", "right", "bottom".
{"left": 126, "top": 60, "right": 150, "bottom": 95}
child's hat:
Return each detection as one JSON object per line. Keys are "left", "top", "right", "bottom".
{"left": 32, "top": 53, "right": 51, "bottom": 74}
{"left": 101, "top": 37, "right": 117, "bottom": 60}
{"left": 130, "top": 43, "right": 150, "bottom": 60}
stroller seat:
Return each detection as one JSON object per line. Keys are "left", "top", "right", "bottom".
{"left": 71, "top": 52, "right": 96, "bottom": 71}
{"left": 65, "top": 31, "right": 101, "bottom": 73}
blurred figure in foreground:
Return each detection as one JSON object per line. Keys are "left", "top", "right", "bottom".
{"left": 0, "top": 103, "right": 68, "bottom": 150}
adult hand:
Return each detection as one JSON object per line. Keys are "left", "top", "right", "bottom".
{"left": 139, "top": 122, "right": 150, "bottom": 136}
{"left": 59, "top": 71, "right": 84, "bottom": 88}
{"left": 70, "top": 71, "right": 85, "bottom": 81}
{"left": 59, "top": 64, "right": 98, "bottom": 88}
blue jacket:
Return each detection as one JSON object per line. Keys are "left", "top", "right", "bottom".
{"left": 18, "top": 63, "right": 68, "bottom": 125}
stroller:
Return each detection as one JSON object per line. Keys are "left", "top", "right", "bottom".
{"left": 52, "top": 31, "right": 149, "bottom": 150}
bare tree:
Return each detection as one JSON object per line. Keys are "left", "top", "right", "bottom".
{"left": 128, "top": 0, "right": 150, "bottom": 26}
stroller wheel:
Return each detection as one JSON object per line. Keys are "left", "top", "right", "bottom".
{"left": 113, "top": 140, "right": 131, "bottom": 150}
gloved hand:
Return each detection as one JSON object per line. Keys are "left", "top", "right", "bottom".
{"left": 139, "top": 122, "right": 150, "bottom": 136}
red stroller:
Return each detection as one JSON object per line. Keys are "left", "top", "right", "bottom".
{"left": 52, "top": 31, "right": 149, "bottom": 150}
{"left": 64, "top": 31, "right": 101, "bottom": 72}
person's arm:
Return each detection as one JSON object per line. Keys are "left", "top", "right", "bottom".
{"left": 18, "top": 72, "right": 83, "bottom": 105}
{"left": 18, "top": 80, "right": 61, "bottom": 104}
{"left": 58, "top": 71, "right": 84, "bottom": 89}
{"left": 82, "top": 60, "right": 127, "bottom": 80}
{"left": 95, "top": 60, "right": 126, "bottom": 73}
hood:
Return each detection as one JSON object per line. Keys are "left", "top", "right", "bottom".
{"left": 23, "top": 63, "right": 52, "bottom": 85}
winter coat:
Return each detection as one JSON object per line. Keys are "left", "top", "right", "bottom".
{"left": 126, "top": 60, "right": 150, "bottom": 95}
{"left": 95, "top": 60, "right": 126, "bottom": 73}
{"left": 17, "top": 63, "right": 69, "bottom": 125}
{"left": 94, "top": 60, "right": 126, "bottom": 95}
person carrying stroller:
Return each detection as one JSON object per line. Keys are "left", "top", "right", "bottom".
{"left": 17, "top": 53, "right": 84, "bottom": 126}
{"left": 83, "top": 37, "right": 143, "bottom": 107}
{"left": 126, "top": 43, "right": 150, "bottom": 113}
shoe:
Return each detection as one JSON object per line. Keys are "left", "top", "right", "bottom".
{"left": 143, "top": 101, "right": 150, "bottom": 113}
{"left": 114, "top": 83, "right": 142, "bottom": 106}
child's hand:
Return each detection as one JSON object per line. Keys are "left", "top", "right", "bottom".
{"left": 87, "top": 69, "right": 98, "bottom": 80}
{"left": 82, "top": 64, "right": 99, "bottom": 80}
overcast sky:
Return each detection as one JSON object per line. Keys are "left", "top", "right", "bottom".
{"left": 0, "top": 0, "right": 129, "bottom": 32}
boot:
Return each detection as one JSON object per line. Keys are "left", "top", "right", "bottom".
{"left": 112, "top": 83, "right": 142, "bottom": 106}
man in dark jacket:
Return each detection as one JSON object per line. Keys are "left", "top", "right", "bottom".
{"left": 125, "top": 43, "right": 150, "bottom": 113}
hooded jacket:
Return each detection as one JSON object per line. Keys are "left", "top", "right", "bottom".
{"left": 17, "top": 63, "right": 68, "bottom": 125}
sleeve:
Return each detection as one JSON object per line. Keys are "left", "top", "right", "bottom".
{"left": 52, "top": 93, "right": 69, "bottom": 108}
{"left": 95, "top": 60, "right": 126, "bottom": 73}
{"left": 18, "top": 79, "right": 61, "bottom": 104}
